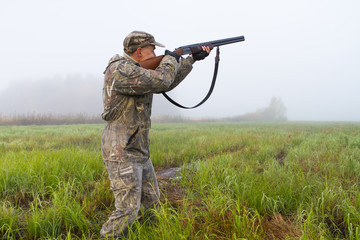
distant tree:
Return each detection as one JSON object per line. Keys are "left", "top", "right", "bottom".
{"left": 229, "top": 97, "right": 287, "bottom": 122}
{"left": 260, "top": 97, "right": 287, "bottom": 121}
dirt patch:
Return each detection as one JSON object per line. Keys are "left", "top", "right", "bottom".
{"left": 276, "top": 149, "right": 287, "bottom": 166}
{"left": 156, "top": 167, "right": 181, "bottom": 179}
{"left": 261, "top": 213, "right": 302, "bottom": 239}
{"left": 156, "top": 167, "right": 186, "bottom": 208}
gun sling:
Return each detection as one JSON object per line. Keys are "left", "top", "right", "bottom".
{"left": 162, "top": 47, "right": 220, "bottom": 109}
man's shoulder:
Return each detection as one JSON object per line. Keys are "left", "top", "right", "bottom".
{"left": 108, "top": 53, "right": 140, "bottom": 69}
{"left": 105, "top": 54, "right": 136, "bottom": 74}
{"left": 108, "top": 54, "right": 125, "bottom": 65}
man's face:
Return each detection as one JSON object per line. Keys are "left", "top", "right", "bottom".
{"left": 139, "top": 45, "right": 156, "bottom": 62}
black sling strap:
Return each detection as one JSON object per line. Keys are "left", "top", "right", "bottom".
{"left": 162, "top": 47, "right": 220, "bottom": 109}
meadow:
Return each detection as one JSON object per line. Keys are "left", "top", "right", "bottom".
{"left": 1, "top": 122, "right": 360, "bottom": 239}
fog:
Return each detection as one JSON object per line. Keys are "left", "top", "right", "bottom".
{"left": 0, "top": 75, "right": 179, "bottom": 117}
{"left": 1, "top": 0, "right": 360, "bottom": 121}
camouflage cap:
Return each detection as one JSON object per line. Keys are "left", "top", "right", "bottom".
{"left": 123, "top": 31, "right": 165, "bottom": 54}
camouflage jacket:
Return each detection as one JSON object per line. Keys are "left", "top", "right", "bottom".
{"left": 101, "top": 53, "right": 194, "bottom": 163}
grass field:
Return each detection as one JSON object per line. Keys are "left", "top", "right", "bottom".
{"left": 1, "top": 122, "right": 360, "bottom": 239}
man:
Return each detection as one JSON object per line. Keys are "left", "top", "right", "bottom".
{"left": 100, "top": 31, "right": 211, "bottom": 238}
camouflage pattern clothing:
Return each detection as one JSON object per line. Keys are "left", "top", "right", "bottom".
{"left": 100, "top": 52, "right": 194, "bottom": 238}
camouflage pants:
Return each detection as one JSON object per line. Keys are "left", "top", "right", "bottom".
{"left": 100, "top": 158, "right": 160, "bottom": 238}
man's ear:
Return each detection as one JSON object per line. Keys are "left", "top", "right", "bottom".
{"left": 135, "top": 47, "right": 142, "bottom": 57}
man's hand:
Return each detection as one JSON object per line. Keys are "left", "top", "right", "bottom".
{"left": 192, "top": 45, "right": 212, "bottom": 61}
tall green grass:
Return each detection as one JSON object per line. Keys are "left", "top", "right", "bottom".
{"left": 1, "top": 122, "right": 360, "bottom": 239}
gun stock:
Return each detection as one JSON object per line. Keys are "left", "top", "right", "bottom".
{"left": 139, "top": 55, "right": 164, "bottom": 70}
{"left": 140, "top": 48, "right": 184, "bottom": 70}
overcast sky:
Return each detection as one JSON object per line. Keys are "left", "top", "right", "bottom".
{"left": 1, "top": 0, "right": 360, "bottom": 121}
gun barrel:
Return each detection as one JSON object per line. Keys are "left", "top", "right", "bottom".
{"left": 180, "top": 36, "right": 245, "bottom": 49}
{"left": 208, "top": 36, "right": 245, "bottom": 47}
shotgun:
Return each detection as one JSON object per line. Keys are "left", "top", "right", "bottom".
{"left": 140, "top": 35, "right": 245, "bottom": 70}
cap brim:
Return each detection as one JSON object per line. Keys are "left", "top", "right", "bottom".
{"left": 153, "top": 41, "right": 165, "bottom": 48}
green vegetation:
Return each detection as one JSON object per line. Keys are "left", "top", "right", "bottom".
{"left": 1, "top": 122, "right": 360, "bottom": 239}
